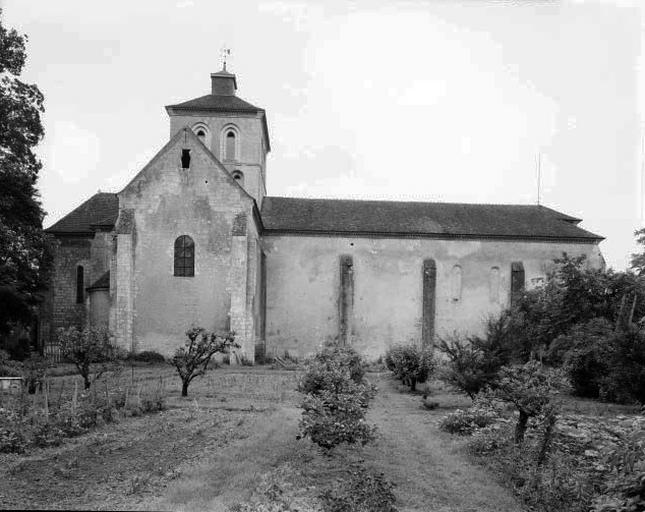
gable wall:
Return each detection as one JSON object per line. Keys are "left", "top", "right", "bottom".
{"left": 118, "top": 133, "right": 255, "bottom": 355}
{"left": 263, "top": 235, "right": 603, "bottom": 360}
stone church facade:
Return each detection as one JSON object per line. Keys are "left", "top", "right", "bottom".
{"left": 42, "top": 69, "right": 604, "bottom": 361}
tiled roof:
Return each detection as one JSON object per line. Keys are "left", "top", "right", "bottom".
{"left": 87, "top": 271, "right": 110, "bottom": 291}
{"left": 46, "top": 193, "right": 118, "bottom": 235}
{"left": 260, "top": 197, "right": 603, "bottom": 241}
{"left": 166, "top": 94, "right": 263, "bottom": 112}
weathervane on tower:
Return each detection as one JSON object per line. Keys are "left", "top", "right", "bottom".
{"left": 220, "top": 46, "right": 231, "bottom": 71}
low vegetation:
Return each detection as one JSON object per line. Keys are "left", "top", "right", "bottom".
{"left": 1, "top": 372, "right": 165, "bottom": 454}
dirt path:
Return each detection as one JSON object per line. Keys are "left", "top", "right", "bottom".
{"left": 140, "top": 373, "right": 522, "bottom": 512}
{"left": 362, "top": 374, "right": 522, "bottom": 512}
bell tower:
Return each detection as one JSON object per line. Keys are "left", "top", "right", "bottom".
{"left": 165, "top": 65, "right": 270, "bottom": 206}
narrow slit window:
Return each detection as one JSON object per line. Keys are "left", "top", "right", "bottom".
{"left": 450, "top": 264, "right": 462, "bottom": 302}
{"left": 510, "top": 261, "right": 525, "bottom": 307}
{"left": 76, "top": 265, "right": 84, "bottom": 303}
{"left": 174, "top": 235, "right": 195, "bottom": 277}
{"left": 181, "top": 149, "right": 191, "bottom": 169}
{"left": 489, "top": 266, "right": 500, "bottom": 303}
{"left": 226, "top": 131, "right": 236, "bottom": 160}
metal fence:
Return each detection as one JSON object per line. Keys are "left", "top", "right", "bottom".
{"left": 43, "top": 343, "right": 63, "bottom": 363}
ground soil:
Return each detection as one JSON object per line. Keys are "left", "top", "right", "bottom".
{"left": 0, "top": 368, "right": 522, "bottom": 511}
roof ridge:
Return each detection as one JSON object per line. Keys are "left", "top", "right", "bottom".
{"left": 265, "top": 196, "right": 552, "bottom": 208}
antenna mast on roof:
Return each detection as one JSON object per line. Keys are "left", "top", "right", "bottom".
{"left": 536, "top": 152, "right": 542, "bottom": 206}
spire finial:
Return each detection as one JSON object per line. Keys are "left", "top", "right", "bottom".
{"left": 220, "top": 45, "right": 231, "bottom": 71}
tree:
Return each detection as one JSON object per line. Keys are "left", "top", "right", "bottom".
{"left": 0, "top": 10, "right": 50, "bottom": 342}
{"left": 170, "top": 327, "right": 238, "bottom": 397}
{"left": 631, "top": 227, "right": 645, "bottom": 277}
{"left": 57, "top": 326, "right": 121, "bottom": 389}
{"left": 485, "top": 361, "right": 562, "bottom": 444}
{"left": 384, "top": 344, "right": 435, "bottom": 391}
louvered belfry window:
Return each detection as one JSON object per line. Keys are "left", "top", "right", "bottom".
{"left": 174, "top": 235, "right": 195, "bottom": 277}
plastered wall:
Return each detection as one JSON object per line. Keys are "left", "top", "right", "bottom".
{"left": 264, "top": 235, "right": 603, "bottom": 360}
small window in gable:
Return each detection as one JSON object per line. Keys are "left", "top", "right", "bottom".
{"left": 76, "top": 265, "right": 84, "bottom": 304}
{"left": 174, "top": 235, "right": 195, "bottom": 277}
{"left": 232, "top": 170, "right": 244, "bottom": 187}
{"left": 226, "top": 131, "right": 236, "bottom": 160}
{"left": 181, "top": 149, "right": 191, "bottom": 169}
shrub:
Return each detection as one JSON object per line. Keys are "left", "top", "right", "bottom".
{"left": 299, "top": 387, "right": 376, "bottom": 450}
{"left": 439, "top": 401, "right": 499, "bottom": 436}
{"left": 384, "top": 344, "right": 435, "bottom": 391}
{"left": 57, "top": 326, "right": 122, "bottom": 389}
{"left": 600, "top": 326, "right": 645, "bottom": 404}
{"left": 297, "top": 344, "right": 377, "bottom": 451}
{"left": 0, "top": 349, "right": 22, "bottom": 376}
{"left": 171, "top": 327, "right": 238, "bottom": 397}
{"left": 320, "top": 464, "right": 398, "bottom": 512}
{"left": 298, "top": 344, "right": 367, "bottom": 396}
{"left": 437, "top": 316, "right": 514, "bottom": 398}
{"left": 21, "top": 352, "right": 49, "bottom": 394}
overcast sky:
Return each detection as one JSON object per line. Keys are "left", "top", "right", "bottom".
{"left": 4, "top": 0, "right": 644, "bottom": 270}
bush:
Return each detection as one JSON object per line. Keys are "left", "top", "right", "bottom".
{"left": 384, "top": 344, "right": 434, "bottom": 391}
{"left": 439, "top": 401, "right": 500, "bottom": 436}
{"left": 299, "top": 387, "right": 376, "bottom": 450}
{"left": 297, "top": 344, "right": 377, "bottom": 451}
{"left": 320, "top": 464, "right": 398, "bottom": 512}
{"left": 437, "top": 316, "right": 514, "bottom": 398}
{"left": 21, "top": 352, "right": 49, "bottom": 394}
{"left": 0, "top": 349, "right": 22, "bottom": 376}
{"left": 127, "top": 350, "right": 166, "bottom": 364}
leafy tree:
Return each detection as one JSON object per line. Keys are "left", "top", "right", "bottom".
{"left": 170, "top": 327, "right": 238, "bottom": 397}
{"left": 485, "top": 361, "right": 562, "bottom": 444}
{"left": 0, "top": 10, "right": 50, "bottom": 342}
{"left": 631, "top": 227, "right": 645, "bottom": 277}
{"left": 57, "top": 326, "right": 121, "bottom": 389}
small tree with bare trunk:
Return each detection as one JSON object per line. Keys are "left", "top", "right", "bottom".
{"left": 171, "top": 327, "right": 238, "bottom": 397}
{"left": 485, "top": 361, "right": 562, "bottom": 444}
{"left": 57, "top": 326, "right": 121, "bottom": 389}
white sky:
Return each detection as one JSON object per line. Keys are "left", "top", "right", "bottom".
{"left": 4, "top": 0, "right": 644, "bottom": 270}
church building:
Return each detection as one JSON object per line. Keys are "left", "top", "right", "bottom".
{"left": 42, "top": 68, "right": 604, "bottom": 361}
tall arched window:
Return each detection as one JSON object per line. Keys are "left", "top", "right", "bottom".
{"left": 225, "top": 131, "right": 236, "bottom": 160}
{"left": 174, "top": 235, "right": 195, "bottom": 277}
{"left": 76, "top": 265, "right": 84, "bottom": 303}
{"left": 450, "top": 264, "right": 462, "bottom": 302}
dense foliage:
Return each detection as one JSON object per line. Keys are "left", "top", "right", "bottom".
{"left": 57, "top": 326, "right": 122, "bottom": 389}
{"left": 384, "top": 344, "right": 435, "bottom": 391}
{"left": 320, "top": 464, "right": 398, "bottom": 512}
{"left": 437, "top": 315, "right": 514, "bottom": 398}
{"left": 0, "top": 10, "right": 50, "bottom": 343}
{"left": 170, "top": 327, "right": 238, "bottom": 396}
{"left": 297, "top": 344, "right": 376, "bottom": 451}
